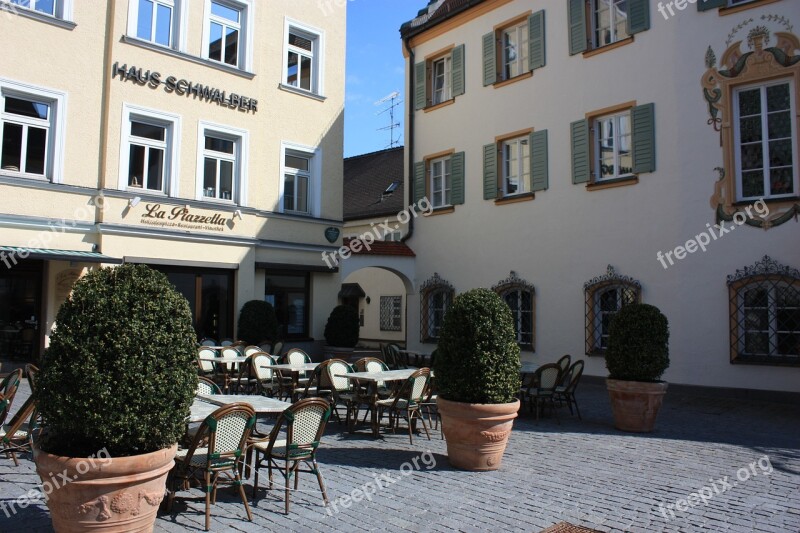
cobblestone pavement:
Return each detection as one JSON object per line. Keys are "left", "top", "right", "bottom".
{"left": 1, "top": 379, "right": 798, "bottom": 532}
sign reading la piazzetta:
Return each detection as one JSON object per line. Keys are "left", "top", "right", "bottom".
{"left": 140, "top": 204, "right": 233, "bottom": 232}
{"left": 112, "top": 62, "right": 259, "bottom": 113}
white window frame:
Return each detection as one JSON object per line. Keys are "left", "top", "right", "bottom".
{"left": 118, "top": 104, "right": 180, "bottom": 196}
{"left": 592, "top": 0, "right": 629, "bottom": 48}
{"left": 429, "top": 156, "right": 451, "bottom": 208}
{"left": 431, "top": 55, "right": 452, "bottom": 105}
{"left": 502, "top": 136, "right": 531, "bottom": 196}
{"left": 501, "top": 22, "right": 528, "bottom": 81}
{"left": 201, "top": 0, "right": 253, "bottom": 71}
{"left": 9, "top": 0, "right": 73, "bottom": 20}
{"left": 196, "top": 121, "right": 248, "bottom": 205}
{"left": 283, "top": 150, "right": 311, "bottom": 215}
{"left": 279, "top": 141, "right": 321, "bottom": 217}
{"left": 733, "top": 78, "right": 798, "bottom": 202}
{"left": 283, "top": 18, "right": 325, "bottom": 96}
{"left": 127, "top": 0, "right": 186, "bottom": 51}
{"left": 594, "top": 110, "right": 633, "bottom": 182}
{"left": 0, "top": 77, "right": 66, "bottom": 184}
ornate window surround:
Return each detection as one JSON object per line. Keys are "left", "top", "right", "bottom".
{"left": 492, "top": 271, "right": 536, "bottom": 351}
{"left": 727, "top": 255, "right": 800, "bottom": 366}
{"left": 419, "top": 273, "right": 455, "bottom": 344}
{"left": 703, "top": 18, "right": 800, "bottom": 228}
{"left": 584, "top": 265, "right": 642, "bottom": 356}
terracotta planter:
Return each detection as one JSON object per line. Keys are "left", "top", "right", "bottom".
{"left": 606, "top": 379, "right": 668, "bottom": 433}
{"left": 33, "top": 443, "right": 177, "bottom": 533}
{"left": 437, "top": 397, "right": 519, "bottom": 471}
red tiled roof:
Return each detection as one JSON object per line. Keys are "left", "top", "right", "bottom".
{"left": 343, "top": 238, "right": 416, "bottom": 257}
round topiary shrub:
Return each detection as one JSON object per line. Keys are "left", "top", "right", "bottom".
{"left": 606, "top": 303, "right": 670, "bottom": 382}
{"left": 36, "top": 264, "right": 197, "bottom": 457}
{"left": 434, "top": 288, "right": 520, "bottom": 404}
{"left": 237, "top": 300, "right": 278, "bottom": 345}
{"left": 323, "top": 305, "right": 359, "bottom": 348}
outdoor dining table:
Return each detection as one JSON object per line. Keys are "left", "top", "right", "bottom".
{"left": 335, "top": 368, "right": 420, "bottom": 437}
{"left": 520, "top": 362, "right": 539, "bottom": 374}
{"left": 399, "top": 349, "right": 431, "bottom": 367}
{"left": 188, "top": 394, "right": 292, "bottom": 422}
{"left": 267, "top": 362, "right": 319, "bottom": 400}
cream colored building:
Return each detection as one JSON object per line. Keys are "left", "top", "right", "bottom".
{"left": 400, "top": 0, "right": 800, "bottom": 393}
{"left": 0, "top": 0, "right": 346, "bottom": 362}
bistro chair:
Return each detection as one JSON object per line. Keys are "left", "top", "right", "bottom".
{"left": 231, "top": 341, "right": 248, "bottom": 355}
{"left": 244, "top": 345, "right": 262, "bottom": 357}
{"left": 167, "top": 403, "right": 256, "bottom": 532}
{"left": 271, "top": 341, "right": 285, "bottom": 359}
{"left": 197, "top": 376, "right": 221, "bottom": 396}
{"left": 375, "top": 368, "right": 431, "bottom": 444}
{"left": 250, "top": 352, "right": 280, "bottom": 397}
{"left": 0, "top": 369, "right": 22, "bottom": 402}
{"left": 555, "top": 354, "right": 572, "bottom": 386}
{"left": 524, "top": 363, "right": 562, "bottom": 423}
{"left": 196, "top": 348, "right": 217, "bottom": 378}
{"left": 200, "top": 338, "right": 218, "bottom": 347}
{"left": 297, "top": 359, "right": 335, "bottom": 401}
{"left": 325, "top": 359, "right": 358, "bottom": 426}
{"left": 283, "top": 348, "right": 312, "bottom": 391}
{"left": 258, "top": 341, "right": 273, "bottom": 354}
{"left": 25, "top": 364, "right": 39, "bottom": 395}
{"left": 247, "top": 398, "right": 332, "bottom": 514}
{"left": 555, "top": 360, "right": 585, "bottom": 420}
{"left": 1, "top": 393, "right": 37, "bottom": 465}
{"left": 386, "top": 344, "right": 407, "bottom": 369}
{"left": 220, "top": 338, "right": 235, "bottom": 347}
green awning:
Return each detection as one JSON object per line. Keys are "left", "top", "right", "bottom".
{"left": 0, "top": 246, "right": 122, "bottom": 264}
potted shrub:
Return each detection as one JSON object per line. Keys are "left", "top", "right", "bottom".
{"left": 434, "top": 288, "right": 520, "bottom": 471}
{"left": 605, "top": 303, "right": 670, "bottom": 433}
{"left": 34, "top": 264, "right": 197, "bottom": 532}
{"left": 236, "top": 300, "right": 278, "bottom": 345}
{"left": 323, "top": 305, "right": 360, "bottom": 359}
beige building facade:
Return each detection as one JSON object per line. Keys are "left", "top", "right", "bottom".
{"left": 401, "top": 0, "right": 800, "bottom": 393}
{"left": 0, "top": 0, "right": 346, "bottom": 361}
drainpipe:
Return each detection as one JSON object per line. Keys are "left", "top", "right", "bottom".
{"left": 401, "top": 36, "right": 415, "bottom": 245}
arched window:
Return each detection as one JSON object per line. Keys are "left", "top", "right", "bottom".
{"left": 420, "top": 273, "right": 455, "bottom": 343}
{"left": 728, "top": 256, "right": 800, "bottom": 365}
{"left": 584, "top": 266, "right": 641, "bottom": 355}
{"left": 492, "top": 271, "right": 535, "bottom": 351}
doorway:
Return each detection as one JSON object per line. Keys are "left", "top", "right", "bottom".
{"left": 0, "top": 260, "right": 43, "bottom": 361}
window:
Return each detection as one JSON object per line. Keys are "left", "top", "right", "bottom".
{"left": 584, "top": 266, "right": 641, "bottom": 355}
{"left": 420, "top": 273, "right": 454, "bottom": 343}
{"left": 733, "top": 80, "right": 797, "bottom": 201}
{"left": 197, "top": 122, "right": 247, "bottom": 203}
{"left": 481, "top": 11, "right": 545, "bottom": 87}
{"left": 120, "top": 105, "right": 179, "bottom": 195}
{"left": 0, "top": 80, "right": 65, "bottom": 183}
{"left": 414, "top": 152, "right": 465, "bottom": 209}
{"left": 265, "top": 272, "right": 310, "bottom": 339}
{"left": 414, "top": 45, "right": 464, "bottom": 110}
{"left": 567, "top": 0, "right": 649, "bottom": 56}
{"left": 729, "top": 256, "right": 800, "bottom": 365}
{"left": 283, "top": 152, "right": 310, "bottom": 214}
{"left": 10, "top": 0, "right": 55, "bottom": 16}
{"left": 484, "top": 130, "right": 549, "bottom": 200}
{"left": 131, "top": 0, "right": 176, "bottom": 47}
{"left": 285, "top": 26, "right": 321, "bottom": 94}
{"left": 380, "top": 296, "right": 402, "bottom": 332}
{"left": 493, "top": 271, "right": 535, "bottom": 350}
{"left": 204, "top": 0, "right": 251, "bottom": 69}
{"left": 431, "top": 56, "right": 452, "bottom": 105}
{"left": 384, "top": 231, "right": 402, "bottom": 242}
{"left": 595, "top": 110, "right": 633, "bottom": 181}
{"left": 571, "top": 103, "right": 655, "bottom": 186}
{"left": 502, "top": 136, "right": 531, "bottom": 195}
{"left": 698, "top": 0, "right": 766, "bottom": 12}
{"left": 430, "top": 156, "right": 451, "bottom": 208}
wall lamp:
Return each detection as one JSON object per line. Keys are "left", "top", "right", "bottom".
{"left": 234, "top": 209, "right": 243, "bottom": 220}
{"left": 129, "top": 196, "right": 142, "bottom": 207}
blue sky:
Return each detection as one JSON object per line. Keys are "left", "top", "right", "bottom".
{"left": 344, "top": 1, "right": 417, "bottom": 157}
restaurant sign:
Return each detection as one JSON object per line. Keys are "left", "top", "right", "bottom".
{"left": 112, "top": 62, "right": 258, "bottom": 113}
{"left": 140, "top": 204, "right": 233, "bottom": 233}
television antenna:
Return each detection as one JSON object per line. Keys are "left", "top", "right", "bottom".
{"left": 375, "top": 91, "right": 402, "bottom": 148}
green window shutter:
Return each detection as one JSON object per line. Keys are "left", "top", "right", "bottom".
{"left": 632, "top": 103, "right": 656, "bottom": 174}
{"left": 483, "top": 143, "right": 498, "bottom": 199}
{"left": 414, "top": 161, "right": 426, "bottom": 203}
{"left": 571, "top": 119, "right": 591, "bottom": 184}
{"left": 451, "top": 44, "right": 465, "bottom": 97}
{"left": 528, "top": 11, "right": 546, "bottom": 71}
{"left": 450, "top": 152, "right": 465, "bottom": 205}
{"left": 698, "top": 0, "right": 726, "bottom": 11}
{"left": 627, "top": 0, "right": 650, "bottom": 35}
{"left": 482, "top": 32, "right": 496, "bottom": 86}
{"left": 531, "top": 130, "right": 549, "bottom": 192}
{"left": 414, "top": 62, "right": 427, "bottom": 110}
{"left": 567, "top": 0, "right": 587, "bottom": 55}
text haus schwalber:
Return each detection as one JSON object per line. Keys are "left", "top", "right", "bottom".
{"left": 112, "top": 62, "right": 259, "bottom": 113}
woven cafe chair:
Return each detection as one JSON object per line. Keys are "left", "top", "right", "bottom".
{"left": 555, "top": 360, "right": 585, "bottom": 420}
{"left": 555, "top": 354, "right": 572, "bottom": 386}
{"left": 1, "top": 393, "right": 36, "bottom": 465}
{"left": 199, "top": 338, "right": 218, "bottom": 347}
{"left": 0, "top": 369, "right": 22, "bottom": 402}
{"left": 281, "top": 348, "right": 312, "bottom": 394}
{"left": 196, "top": 347, "right": 217, "bottom": 378}
{"left": 167, "top": 403, "right": 256, "bottom": 531}
{"left": 375, "top": 368, "right": 431, "bottom": 444}
{"left": 258, "top": 341, "right": 272, "bottom": 354}
{"left": 297, "top": 359, "right": 335, "bottom": 401}
{"left": 247, "top": 398, "right": 332, "bottom": 514}
{"left": 197, "top": 376, "right": 221, "bottom": 396}
{"left": 524, "top": 363, "right": 562, "bottom": 423}
{"left": 271, "top": 341, "right": 285, "bottom": 359}
{"left": 244, "top": 345, "right": 262, "bottom": 357}
{"left": 325, "top": 359, "right": 358, "bottom": 425}
{"left": 250, "top": 353, "right": 281, "bottom": 397}
{"left": 219, "top": 338, "right": 235, "bottom": 347}
{"left": 352, "top": 357, "right": 391, "bottom": 423}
